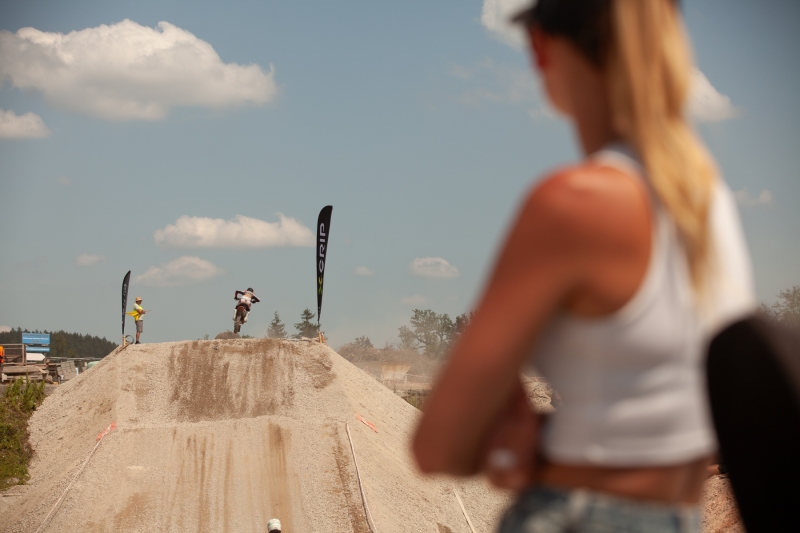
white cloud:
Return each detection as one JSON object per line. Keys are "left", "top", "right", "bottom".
{"left": 354, "top": 266, "right": 375, "bottom": 277}
{"left": 0, "top": 325, "right": 10, "bottom": 333}
{"left": 75, "top": 253, "right": 106, "bottom": 266}
{"left": 734, "top": 188, "right": 773, "bottom": 207}
{"left": 0, "top": 109, "right": 51, "bottom": 139}
{"left": 154, "top": 214, "right": 314, "bottom": 249}
{"left": 450, "top": 59, "right": 539, "bottom": 107}
{"left": 689, "top": 70, "right": 737, "bottom": 122}
{"left": 134, "top": 256, "right": 222, "bottom": 287}
{"left": 528, "top": 107, "right": 556, "bottom": 121}
{"left": 57, "top": 176, "right": 71, "bottom": 185}
{"left": 401, "top": 295, "right": 430, "bottom": 306}
{"left": 0, "top": 20, "right": 277, "bottom": 121}
{"left": 480, "top": 0, "right": 530, "bottom": 49}
{"left": 410, "top": 257, "right": 461, "bottom": 279}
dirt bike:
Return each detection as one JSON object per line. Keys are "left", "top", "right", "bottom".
{"left": 233, "top": 304, "right": 248, "bottom": 334}
{"left": 233, "top": 300, "right": 260, "bottom": 333}
{"left": 232, "top": 290, "right": 260, "bottom": 334}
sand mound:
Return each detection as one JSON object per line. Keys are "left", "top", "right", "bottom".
{"left": 214, "top": 331, "right": 241, "bottom": 340}
{"left": 1, "top": 339, "right": 510, "bottom": 533}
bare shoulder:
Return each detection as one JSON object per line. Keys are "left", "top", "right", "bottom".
{"left": 522, "top": 162, "right": 651, "bottom": 248}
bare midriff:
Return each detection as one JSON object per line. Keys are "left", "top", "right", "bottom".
{"left": 537, "top": 455, "right": 713, "bottom": 504}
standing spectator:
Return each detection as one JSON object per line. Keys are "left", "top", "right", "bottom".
{"left": 413, "top": 1, "right": 755, "bottom": 532}
{"left": 133, "top": 297, "right": 146, "bottom": 344}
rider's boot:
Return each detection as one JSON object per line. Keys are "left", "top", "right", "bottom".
{"left": 244, "top": 311, "right": 250, "bottom": 324}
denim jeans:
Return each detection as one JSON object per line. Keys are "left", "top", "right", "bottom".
{"left": 498, "top": 486, "right": 700, "bottom": 533}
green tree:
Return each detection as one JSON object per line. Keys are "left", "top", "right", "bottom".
{"left": 398, "top": 309, "right": 474, "bottom": 359}
{"left": 413, "top": 309, "right": 447, "bottom": 357}
{"left": 0, "top": 327, "right": 23, "bottom": 344}
{"left": 0, "top": 379, "right": 46, "bottom": 489}
{"left": 293, "top": 308, "right": 319, "bottom": 339}
{"left": 338, "top": 335, "right": 374, "bottom": 363}
{"left": 353, "top": 336, "right": 373, "bottom": 350}
{"left": 758, "top": 285, "right": 800, "bottom": 331}
{"left": 0, "top": 328, "right": 118, "bottom": 358}
{"left": 398, "top": 325, "right": 417, "bottom": 351}
{"left": 453, "top": 312, "right": 474, "bottom": 335}
{"left": 51, "top": 334, "right": 67, "bottom": 358}
{"left": 399, "top": 309, "right": 450, "bottom": 358}
{"left": 447, "top": 311, "right": 474, "bottom": 347}
{"left": 267, "top": 312, "right": 287, "bottom": 338}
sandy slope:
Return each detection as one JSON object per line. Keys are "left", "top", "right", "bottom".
{"left": 1, "top": 339, "right": 510, "bottom": 533}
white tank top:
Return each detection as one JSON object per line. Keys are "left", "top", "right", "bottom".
{"left": 530, "top": 143, "right": 756, "bottom": 466}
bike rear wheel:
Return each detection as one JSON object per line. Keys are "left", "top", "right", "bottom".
{"left": 233, "top": 306, "right": 246, "bottom": 333}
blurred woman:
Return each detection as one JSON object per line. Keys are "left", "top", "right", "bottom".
{"left": 413, "top": 1, "right": 755, "bottom": 531}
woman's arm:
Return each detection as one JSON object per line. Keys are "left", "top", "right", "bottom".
{"left": 412, "top": 164, "right": 651, "bottom": 475}
{"left": 480, "top": 379, "right": 542, "bottom": 490}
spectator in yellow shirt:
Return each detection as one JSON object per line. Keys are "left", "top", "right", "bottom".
{"left": 133, "top": 297, "right": 146, "bottom": 344}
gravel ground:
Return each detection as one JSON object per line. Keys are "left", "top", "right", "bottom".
{"left": 0, "top": 338, "right": 745, "bottom": 532}
{"left": 1, "top": 339, "right": 510, "bottom": 533}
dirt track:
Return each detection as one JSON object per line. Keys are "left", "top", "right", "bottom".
{"left": 1, "top": 339, "right": 510, "bottom": 532}
{"left": 0, "top": 338, "right": 744, "bottom": 532}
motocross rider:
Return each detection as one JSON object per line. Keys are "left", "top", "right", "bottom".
{"left": 233, "top": 288, "right": 260, "bottom": 324}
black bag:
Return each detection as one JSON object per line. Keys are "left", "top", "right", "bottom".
{"left": 706, "top": 317, "right": 800, "bottom": 532}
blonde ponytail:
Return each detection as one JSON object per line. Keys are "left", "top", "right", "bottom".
{"left": 606, "top": 0, "right": 716, "bottom": 293}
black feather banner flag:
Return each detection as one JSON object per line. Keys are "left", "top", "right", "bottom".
{"left": 316, "top": 206, "right": 333, "bottom": 324}
{"left": 122, "top": 270, "right": 131, "bottom": 337}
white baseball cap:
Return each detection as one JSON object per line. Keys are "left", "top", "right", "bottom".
{"left": 267, "top": 518, "right": 282, "bottom": 532}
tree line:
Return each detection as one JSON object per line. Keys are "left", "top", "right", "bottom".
{"left": 332, "top": 309, "right": 472, "bottom": 363}
{"left": 266, "top": 308, "right": 321, "bottom": 339}
{"left": 391, "top": 285, "right": 800, "bottom": 360}
{"left": 758, "top": 285, "right": 800, "bottom": 331}
{"left": 338, "top": 284, "right": 800, "bottom": 362}
{"left": 0, "top": 328, "right": 117, "bottom": 359}
{"left": 265, "top": 307, "right": 472, "bottom": 358}
{"left": 397, "top": 309, "right": 473, "bottom": 360}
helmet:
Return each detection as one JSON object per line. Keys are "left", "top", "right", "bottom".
{"left": 267, "top": 518, "right": 281, "bottom": 532}
{"left": 247, "top": 287, "right": 254, "bottom": 292}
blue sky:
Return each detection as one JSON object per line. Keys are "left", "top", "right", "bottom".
{"left": 1, "top": 0, "right": 798, "bottom": 347}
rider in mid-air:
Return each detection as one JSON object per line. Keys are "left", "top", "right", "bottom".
{"left": 233, "top": 287, "right": 260, "bottom": 324}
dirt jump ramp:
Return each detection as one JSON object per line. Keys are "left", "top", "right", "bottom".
{"left": 1, "top": 339, "right": 509, "bottom": 533}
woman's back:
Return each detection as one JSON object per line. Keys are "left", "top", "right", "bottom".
{"left": 533, "top": 143, "right": 755, "bottom": 467}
